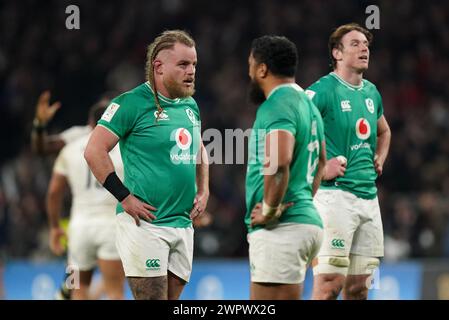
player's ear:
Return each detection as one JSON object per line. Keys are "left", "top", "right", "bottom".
{"left": 153, "top": 59, "right": 163, "bottom": 75}
{"left": 258, "top": 63, "right": 268, "bottom": 79}
{"left": 332, "top": 47, "right": 343, "bottom": 62}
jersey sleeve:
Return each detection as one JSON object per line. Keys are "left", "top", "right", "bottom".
{"left": 305, "top": 82, "right": 329, "bottom": 117}
{"left": 190, "top": 98, "right": 201, "bottom": 118}
{"left": 53, "top": 147, "right": 68, "bottom": 176}
{"left": 260, "top": 101, "right": 297, "bottom": 136}
{"left": 97, "top": 95, "right": 139, "bottom": 138}
{"left": 375, "top": 88, "right": 384, "bottom": 119}
{"left": 59, "top": 126, "right": 90, "bottom": 144}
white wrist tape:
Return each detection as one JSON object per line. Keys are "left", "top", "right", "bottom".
{"left": 262, "top": 201, "right": 280, "bottom": 218}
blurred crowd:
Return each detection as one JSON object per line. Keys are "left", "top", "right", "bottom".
{"left": 0, "top": 0, "right": 448, "bottom": 261}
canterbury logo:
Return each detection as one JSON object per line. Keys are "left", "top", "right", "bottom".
{"left": 331, "top": 239, "right": 345, "bottom": 248}
{"left": 145, "top": 259, "right": 161, "bottom": 270}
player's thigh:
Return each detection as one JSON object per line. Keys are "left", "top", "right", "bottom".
{"left": 251, "top": 282, "right": 303, "bottom": 300}
{"left": 96, "top": 222, "right": 121, "bottom": 262}
{"left": 97, "top": 259, "right": 125, "bottom": 293}
{"left": 167, "top": 226, "right": 194, "bottom": 284}
{"left": 313, "top": 190, "right": 360, "bottom": 276}
{"left": 347, "top": 254, "right": 380, "bottom": 277}
{"left": 95, "top": 223, "right": 124, "bottom": 285}
{"left": 68, "top": 224, "right": 97, "bottom": 272}
{"left": 249, "top": 223, "right": 320, "bottom": 286}
{"left": 115, "top": 213, "right": 170, "bottom": 278}
{"left": 314, "top": 189, "right": 359, "bottom": 257}
{"left": 350, "top": 197, "right": 384, "bottom": 258}
{"left": 167, "top": 271, "right": 187, "bottom": 300}
{"left": 128, "top": 276, "right": 168, "bottom": 300}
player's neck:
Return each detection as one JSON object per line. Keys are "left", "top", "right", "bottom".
{"left": 333, "top": 68, "right": 363, "bottom": 87}
{"left": 263, "top": 77, "right": 295, "bottom": 99}
{"left": 150, "top": 79, "right": 173, "bottom": 100}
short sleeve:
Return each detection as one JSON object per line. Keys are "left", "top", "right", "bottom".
{"left": 97, "top": 96, "right": 139, "bottom": 138}
{"left": 305, "top": 83, "right": 328, "bottom": 117}
{"left": 375, "top": 89, "right": 384, "bottom": 119}
{"left": 261, "top": 105, "right": 297, "bottom": 136}
{"left": 59, "top": 126, "right": 91, "bottom": 144}
{"left": 53, "top": 147, "right": 68, "bottom": 176}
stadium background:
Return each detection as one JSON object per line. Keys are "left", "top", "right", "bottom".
{"left": 0, "top": 0, "right": 448, "bottom": 299}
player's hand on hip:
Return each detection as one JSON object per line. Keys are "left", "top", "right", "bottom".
{"left": 250, "top": 203, "right": 264, "bottom": 226}
{"left": 374, "top": 154, "right": 384, "bottom": 176}
{"left": 190, "top": 191, "right": 209, "bottom": 220}
{"left": 121, "top": 194, "right": 157, "bottom": 226}
{"left": 35, "top": 91, "right": 61, "bottom": 125}
{"left": 250, "top": 202, "right": 294, "bottom": 227}
{"left": 49, "top": 226, "right": 66, "bottom": 256}
{"left": 324, "top": 157, "right": 346, "bottom": 180}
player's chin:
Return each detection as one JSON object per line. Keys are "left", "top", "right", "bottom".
{"left": 180, "top": 84, "right": 195, "bottom": 97}
{"left": 357, "top": 62, "right": 369, "bottom": 71}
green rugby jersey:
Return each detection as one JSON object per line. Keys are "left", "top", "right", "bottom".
{"left": 98, "top": 82, "right": 201, "bottom": 227}
{"left": 245, "top": 84, "right": 324, "bottom": 233}
{"left": 306, "top": 72, "right": 384, "bottom": 199}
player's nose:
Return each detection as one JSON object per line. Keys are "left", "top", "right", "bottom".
{"left": 186, "top": 64, "right": 195, "bottom": 75}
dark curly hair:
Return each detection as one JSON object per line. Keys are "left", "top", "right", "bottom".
{"left": 250, "top": 35, "right": 298, "bottom": 77}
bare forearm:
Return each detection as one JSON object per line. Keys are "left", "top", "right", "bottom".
{"left": 31, "top": 131, "right": 65, "bottom": 155}
{"left": 264, "top": 166, "right": 289, "bottom": 206}
{"left": 31, "top": 130, "right": 46, "bottom": 155}
{"left": 196, "top": 144, "right": 209, "bottom": 194}
{"left": 47, "top": 192, "right": 63, "bottom": 228}
{"left": 84, "top": 146, "right": 116, "bottom": 184}
{"left": 196, "top": 163, "right": 209, "bottom": 194}
{"left": 312, "top": 164, "right": 324, "bottom": 196}
{"left": 313, "top": 143, "right": 327, "bottom": 195}
{"left": 376, "top": 129, "right": 391, "bottom": 162}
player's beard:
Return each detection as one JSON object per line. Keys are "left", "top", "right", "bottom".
{"left": 164, "top": 76, "right": 195, "bottom": 98}
{"left": 248, "top": 79, "right": 266, "bottom": 105}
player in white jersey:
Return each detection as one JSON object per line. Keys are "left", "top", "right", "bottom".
{"left": 47, "top": 103, "right": 125, "bottom": 299}
{"left": 31, "top": 92, "right": 112, "bottom": 299}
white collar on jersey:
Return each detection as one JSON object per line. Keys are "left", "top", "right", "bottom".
{"left": 145, "top": 82, "right": 181, "bottom": 104}
{"left": 330, "top": 72, "right": 364, "bottom": 91}
{"left": 267, "top": 83, "right": 303, "bottom": 100}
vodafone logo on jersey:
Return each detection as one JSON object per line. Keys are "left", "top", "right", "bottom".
{"left": 355, "top": 118, "right": 371, "bottom": 140}
{"left": 175, "top": 128, "right": 192, "bottom": 150}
